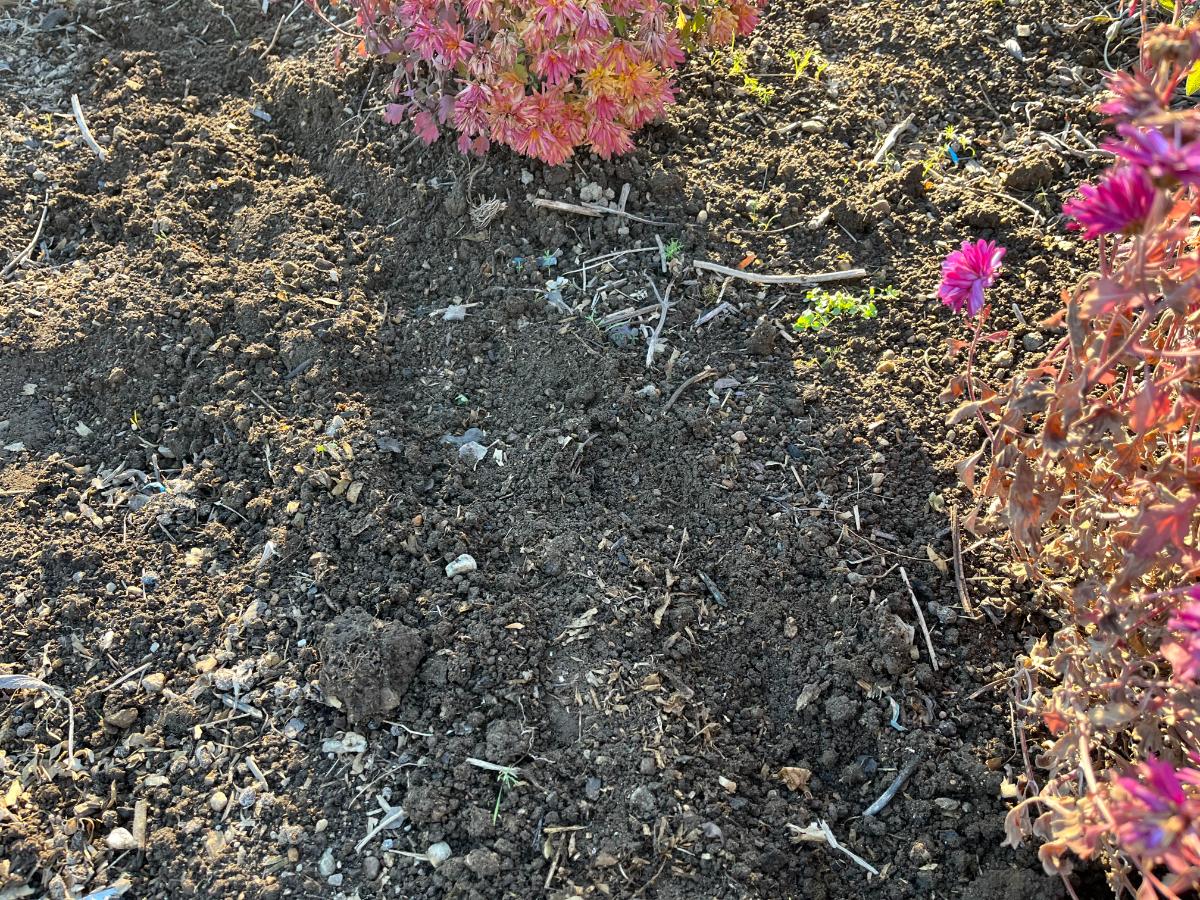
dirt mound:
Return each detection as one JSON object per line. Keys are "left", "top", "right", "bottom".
{"left": 0, "top": 0, "right": 1110, "bottom": 897}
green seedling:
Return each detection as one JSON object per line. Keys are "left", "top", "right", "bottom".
{"left": 727, "top": 48, "right": 774, "bottom": 104}
{"left": 787, "top": 48, "right": 828, "bottom": 80}
{"left": 663, "top": 239, "right": 682, "bottom": 261}
{"left": 492, "top": 768, "right": 520, "bottom": 824}
{"left": 793, "top": 285, "right": 896, "bottom": 332}
{"left": 747, "top": 198, "right": 780, "bottom": 232}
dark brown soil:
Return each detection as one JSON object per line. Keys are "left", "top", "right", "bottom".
{"left": 0, "top": 0, "right": 1115, "bottom": 897}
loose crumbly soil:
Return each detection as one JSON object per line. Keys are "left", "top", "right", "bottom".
{"left": 0, "top": 0, "right": 1120, "bottom": 897}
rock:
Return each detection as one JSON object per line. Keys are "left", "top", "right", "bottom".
{"left": 363, "top": 856, "right": 381, "bottom": 880}
{"left": 992, "top": 350, "right": 1015, "bottom": 368}
{"left": 732, "top": 431, "right": 748, "bottom": 444}
{"left": 318, "top": 608, "right": 428, "bottom": 722}
{"left": 209, "top": 791, "right": 228, "bottom": 812}
{"left": 1022, "top": 331, "right": 1044, "bottom": 352}
{"left": 142, "top": 673, "right": 166, "bottom": 693}
{"left": 445, "top": 553, "right": 477, "bottom": 577}
{"left": 426, "top": 841, "right": 452, "bottom": 867}
{"left": 104, "top": 708, "right": 138, "bottom": 729}
{"left": 869, "top": 198, "right": 892, "bottom": 219}
{"left": 318, "top": 848, "right": 337, "bottom": 877}
{"left": 801, "top": 119, "right": 826, "bottom": 134}
{"left": 628, "top": 785, "right": 657, "bottom": 820}
{"left": 106, "top": 827, "right": 138, "bottom": 850}
{"left": 442, "top": 427, "right": 487, "bottom": 448}
{"left": 457, "top": 442, "right": 487, "bottom": 465}
{"left": 465, "top": 848, "right": 501, "bottom": 879}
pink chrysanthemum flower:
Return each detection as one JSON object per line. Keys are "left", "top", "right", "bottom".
{"left": 534, "top": 0, "right": 582, "bottom": 38}
{"left": 1099, "top": 70, "right": 1164, "bottom": 122}
{"left": 587, "top": 117, "right": 633, "bottom": 158}
{"left": 1165, "top": 598, "right": 1200, "bottom": 682}
{"left": 1062, "top": 166, "right": 1155, "bottom": 240}
{"left": 937, "top": 239, "right": 1005, "bottom": 317}
{"left": 576, "top": 0, "right": 609, "bottom": 39}
{"left": 436, "top": 21, "right": 473, "bottom": 67}
{"left": 1111, "top": 756, "right": 1200, "bottom": 864}
{"left": 532, "top": 46, "right": 575, "bottom": 85}
{"left": 1109, "top": 124, "right": 1200, "bottom": 187}
{"left": 453, "top": 82, "right": 492, "bottom": 135}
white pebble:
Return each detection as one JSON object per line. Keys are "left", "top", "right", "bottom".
{"left": 445, "top": 554, "right": 477, "bottom": 577}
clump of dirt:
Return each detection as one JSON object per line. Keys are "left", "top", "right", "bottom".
{"left": 319, "top": 608, "right": 427, "bottom": 722}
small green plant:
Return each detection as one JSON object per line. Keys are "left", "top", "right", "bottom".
{"left": 747, "top": 198, "right": 780, "bottom": 231}
{"left": 728, "top": 48, "right": 774, "bottom": 104}
{"left": 787, "top": 48, "right": 828, "bottom": 80}
{"left": 663, "top": 239, "right": 682, "bottom": 261}
{"left": 793, "top": 285, "right": 894, "bottom": 332}
{"left": 492, "top": 768, "right": 520, "bottom": 824}
{"left": 921, "top": 125, "right": 976, "bottom": 178}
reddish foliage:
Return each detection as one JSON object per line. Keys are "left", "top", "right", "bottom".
{"left": 945, "top": 21, "right": 1200, "bottom": 898}
{"left": 322, "top": 0, "right": 765, "bottom": 163}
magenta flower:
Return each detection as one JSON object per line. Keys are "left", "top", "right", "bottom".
{"left": 1165, "top": 598, "right": 1200, "bottom": 682}
{"left": 1109, "top": 124, "right": 1200, "bottom": 187}
{"left": 938, "top": 239, "right": 1005, "bottom": 317}
{"left": 1099, "top": 70, "right": 1163, "bottom": 122}
{"left": 1112, "top": 756, "right": 1200, "bottom": 862}
{"left": 1062, "top": 167, "right": 1155, "bottom": 240}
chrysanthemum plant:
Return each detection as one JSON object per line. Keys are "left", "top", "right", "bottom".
{"left": 314, "top": 0, "right": 765, "bottom": 163}
{"left": 940, "top": 23, "right": 1200, "bottom": 898}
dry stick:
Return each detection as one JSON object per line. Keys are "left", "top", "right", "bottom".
{"left": 949, "top": 507, "right": 976, "bottom": 617}
{"left": 100, "top": 661, "right": 152, "bottom": 693}
{"left": 531, "top": 198, "right": 603, "bottom": 217}
{"left": 654, "top": 234, "right": 668, "bottom": 273}
{"left": 71, "top": 94, "right": 108, "bottom": 161}
{"left": 863, "top": 751, "right": 925, "bottom": 816}
{"left": 899, "top": 566, "right": 939, "bottom": 671}
{"left": 644, "top": 277, "right": 673, "bottom": 369}
{"left": 530, "top": 197, "right": 676, "bottom": 226}
{"left": 693, "top": 259, "right": 868, "bottom": 286}
{"left": 870, "top": 114, "right": 914, "bottom": 165}
{"left": 662, "top": 368, "right": 717, "bottom": 415}
{"left": 1, "top": 195, "right": 49, "bottom": 278}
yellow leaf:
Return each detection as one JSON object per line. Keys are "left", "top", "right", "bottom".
{"left": 1188, "top": 61, "right": 1200, "bottom": 96}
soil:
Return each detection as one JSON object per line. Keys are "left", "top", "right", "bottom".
{"left": 0, "top": 0, "right": 1119, "bottom": 897}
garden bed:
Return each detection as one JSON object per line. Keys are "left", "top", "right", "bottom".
{"left": 0, "top": 0, "right": 1114, "bottom": 896}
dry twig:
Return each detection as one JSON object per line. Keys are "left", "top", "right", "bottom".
{"left": 693, "top": 259, "right": 867, "bottom": 285}
{"left": 899, "top": 566, "right": 939, "bottom": 670}
{"left": 71, "top": 94, "right": 108, "bottom": 161}
{"left": 863, "top": 751, "right": 925, "bottom": 816}
{"left": 2, "top": 193, "right": 49, "bottom": 279}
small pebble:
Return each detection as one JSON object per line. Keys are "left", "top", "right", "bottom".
{"left": 445, "top": 553, "right": 477, "bottom": 577}
{"left": 801, "top": 119, "right": 826, "bottom": 134}
{"left": 363, "top": 856, "right": 381, "bottom": 880}
{"left": 318, "top": 848, "right": 337, "bottom": 877}
{"left": 105, "top": 827, "right": 138, "bottom": 851}
{"left": 732, "top": 430, "right": 748, "bottom": 444}
{"left": 1022, "top": 331, "right": 1044, "bottom": 352}
{"left": 993, "top": 350, "right": 1015, "bottom": 368}
{"left": 209, "top": 791, "right": 228, "bottom": 812}
{"left": 142, "top": 673, "right": 166, "bottom": 693}
{"left": 426, "top": 841, "right": 452, "bottom": 867}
